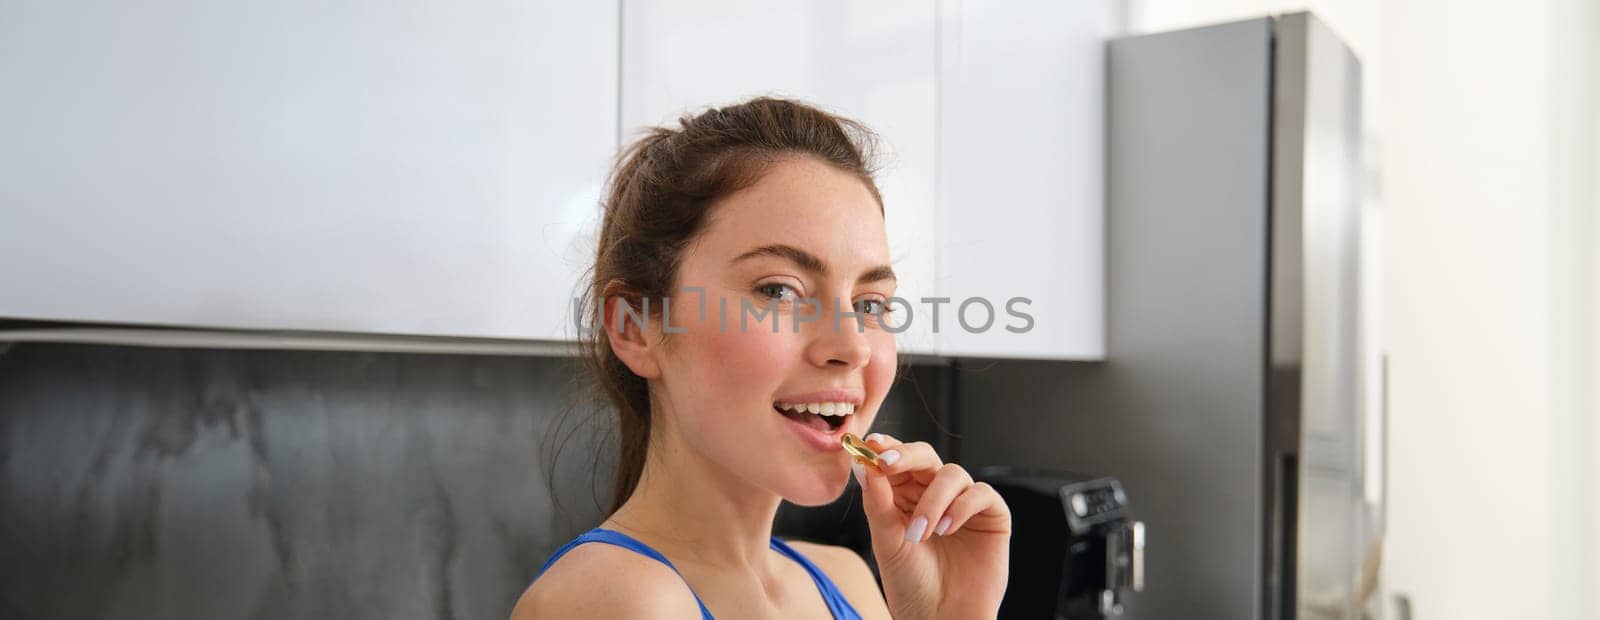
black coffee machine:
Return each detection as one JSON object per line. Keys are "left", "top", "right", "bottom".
{"left": 976, "top": 467, "right": 1145, "bottom": 619}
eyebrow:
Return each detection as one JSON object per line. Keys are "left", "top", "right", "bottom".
{"left": 730, "top": 243, "right": 897, "bottom": 285}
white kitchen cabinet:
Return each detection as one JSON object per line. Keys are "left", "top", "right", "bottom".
{"left": 620, "top": 0, "right": 942, "bottom": 357}
{"left": 622, "top": 0, "right": 1110, "bottom": 360}
{"left": 2, "top": 0, "right": 1109, "bottom": 361}
{"left": 935, "top": 0, "right": 1114, "bottom": 360}
{"left": 0, "top": 0, "right": 617, "bottom": 342}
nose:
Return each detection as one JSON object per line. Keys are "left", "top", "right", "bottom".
{"left": 805, "top": 299, "right": 873, "bottom": 369}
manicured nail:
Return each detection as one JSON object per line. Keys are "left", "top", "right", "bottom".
{"left": 851, "top": 462, "right": 866, "bottom": 486}
{"left": 878, "top": 450, "right": 900, "bottom": 466}
{"left": 905, "top": 516, "right": 928, "bottom": 543}
{"left": 865, "top": 433, "right": 887, "bottom": 444}
{"left": 935, "top": 516, "right": 953, "bottom": 536}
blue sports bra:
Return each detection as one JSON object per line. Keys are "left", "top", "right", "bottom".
{"left": 534, "top": 527, "right": 864, "bottom": 619}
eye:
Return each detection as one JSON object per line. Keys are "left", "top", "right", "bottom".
{"left": 854, "top": 298, "right": 893, "bottom": 316}
{"left": 755, "top": 282, "right": 800, "bottom": 303}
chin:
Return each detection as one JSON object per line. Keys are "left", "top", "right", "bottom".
{"left": 777, "top": 470, "right": 853, "bottom": 507}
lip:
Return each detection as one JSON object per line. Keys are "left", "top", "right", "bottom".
{"left": 778, "top": 406, "right": 851, "bottom": 453}
{"left": 771, "top": 388, "right": 865, "bottom": 407}
{"left": 773, "top": 388, "right": 865, "bottom": 453}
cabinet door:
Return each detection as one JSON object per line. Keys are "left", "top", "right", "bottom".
{"left": 0, "top": 0, "right": 617, "bottom": 341}
{"left": 621, "top": 0, "right": 940, "bottom": 356}
{"left": 936, "top": 0, "right": 1112, "bottom": 360}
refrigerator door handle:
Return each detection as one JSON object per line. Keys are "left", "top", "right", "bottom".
{"left": 1130, "top": 520, "right": 1146, "bottom": 592}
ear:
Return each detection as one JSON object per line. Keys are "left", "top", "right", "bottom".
{"left": 602, "top": 284, "right": 663, "bottom": 379}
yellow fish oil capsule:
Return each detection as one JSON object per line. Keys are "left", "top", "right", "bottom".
{"left": 840, "top": 433, "right": 879, "bottom": 466}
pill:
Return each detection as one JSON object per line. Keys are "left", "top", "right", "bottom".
{"left": 840, "top": 432, "right": 880, "bottom": 466}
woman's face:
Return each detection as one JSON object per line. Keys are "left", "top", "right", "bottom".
{"left": 647, "top": 156, "right": 898, "bottom": 506}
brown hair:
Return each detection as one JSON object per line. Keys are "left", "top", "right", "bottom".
{"left": 574, "top": 96, "right": 885, "bottom": 514}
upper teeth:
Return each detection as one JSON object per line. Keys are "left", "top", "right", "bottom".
{"left": 776, "top": 401, "right": 856, "bottom": 416}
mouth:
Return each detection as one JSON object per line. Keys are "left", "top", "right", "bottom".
{"left": 772, "top": 400, "right": 855, "bottom": 434}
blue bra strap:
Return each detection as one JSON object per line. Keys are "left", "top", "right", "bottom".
{"left": 535, "top": 528, "right": 715, "bottom": 619}
{"left": 768, "top": 538, "right": 865, "bottom": 620}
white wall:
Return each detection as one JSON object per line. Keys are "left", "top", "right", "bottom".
{"left": 1379, "top": 1, "right": 1593, "bottom": 618}
{"left": 1127, "top": 1, "right": 1597, "bottom": 618}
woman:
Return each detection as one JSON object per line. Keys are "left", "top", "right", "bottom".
{"left": 513, "top": 97, "right": 1010, "bottom": 619}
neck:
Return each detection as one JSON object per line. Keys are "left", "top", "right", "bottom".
{"left": 604, "top": 413, "right": 785, "bottom": 573}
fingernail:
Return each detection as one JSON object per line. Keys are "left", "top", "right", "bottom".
{"left": 935, "top": 515, "right": 953, "bottom": 536}
{"left": 865, "top": 433, "right": 887, "bottom": 444}
{"left": 851, "top": 462, "right": 866, "bottom": 486}
{"left": 878, "top": 450, "right": 900, "bottom": 466}
{"left": 905, "top": 516, "right": 928, "bottom": 543}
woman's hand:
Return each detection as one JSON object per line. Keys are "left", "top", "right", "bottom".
{"left": 853, "top": 433, "right": 1011, "bottom": 619}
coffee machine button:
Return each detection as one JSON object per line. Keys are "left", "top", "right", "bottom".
{"left": 1071, "top": 493, "right": 1089, "bottom": 516}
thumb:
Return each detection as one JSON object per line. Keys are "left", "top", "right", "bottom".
{"left": 854, "top": 461, "right": 904, "bottom": 545}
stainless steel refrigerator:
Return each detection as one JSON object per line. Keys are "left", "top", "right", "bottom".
{"left": 955, "top": 11, "right": 1378, "bottom": 620}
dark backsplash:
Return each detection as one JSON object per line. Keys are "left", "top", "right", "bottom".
{"left": 0, "top": 342, "right": 949, "bottom": 620}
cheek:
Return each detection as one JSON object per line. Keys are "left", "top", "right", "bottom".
{"left": 686, "top": 326, "right": 799, "bottom": 401}
{"left": 861, "top": 334, "right": 898, "bottom": 418}
{"left": 719, "top": 321, "right": 787, "bottom": 365}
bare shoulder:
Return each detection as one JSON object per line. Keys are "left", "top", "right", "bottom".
{"left": 782, "top": 540, "right": 893, "bottom": 620}
{"left": 510, "top": 542, "right": 703, "bottom": 620}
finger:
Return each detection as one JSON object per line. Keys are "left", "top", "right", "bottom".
{"left": 870, "top": 440, "right": 943, "bottom": 481}
{"left": 861, "top": 432, "right": 902, "bottom": 473}
{"left": 936, "top": 481, "right": 1010, "bottom": 537}
{"left": 889, "top": 483, "right": 927, "bottom": 508}
{"left": 855, "top": 458, "right": 901, "bottom": 527}
{"left": 862, "top": 433, "right": 933, "bottom": 479}
{"left": 856, "top": 459, "right": 920, "bottom": 561}
{"left": 906, "top": 464, "right": 973, "bottom": 543}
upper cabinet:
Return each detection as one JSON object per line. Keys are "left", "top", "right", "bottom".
{"left": 621, "top": 0, "right": 942, "bottom": 356}
{"left": 622, "top": 0, "right": 1110, "bottom": 360}
{"left": 936, "top": 0, "right": 1113, "bottom": 360}
{"left": 2, "top": 0, "right": 1108, "bottom": 360}
{"left": 0, "top": 0, "right": 617, "bottom": 342}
